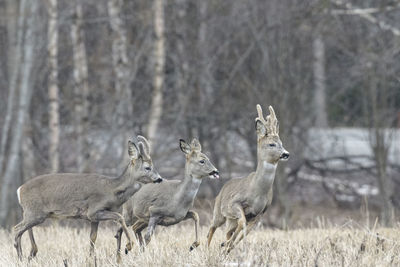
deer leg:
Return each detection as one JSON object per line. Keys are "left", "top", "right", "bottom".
{"left": 225, "top": 205, "right": 246, "bottom": 253}
{"left": 221, "top": 218, "right": 237, "bottom": 248}
{"left": 14, "top": 215, "right": 45, "bottom": 260}
{"left": 232, "top": 217, "right": 259, "bottom": 247}
{"left": 124, "top": 221, "right": 146, "bottom": 254}
{"left": 89, "top": 222, "right": 99, "bottom": 256}
{"left": 207, "top": 217, "right": 225, "bottom": 247}
{"left": 28, "top": 228, "right": 38, "bottom": 260}
{"left": 132, "top": 221, "right": 147, "bottom": 251}
{"left": 115, "top": 227, "right": 123, "bottom": 264}
{"left": 183, "top": 211, "right": 200, "bottom": 251}
{"left": 90, "top": 211, "right": 134, "bottom": 260}
{"left": 144, "top": 216, "right": 160, "bottom": 245}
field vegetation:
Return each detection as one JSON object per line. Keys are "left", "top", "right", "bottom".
{"left": 1, "top": 221, "right": 399, "bottom": 267}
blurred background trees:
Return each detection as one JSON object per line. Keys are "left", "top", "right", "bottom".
{"left": 0, "top": 0, "right": 399, "bottom": 228}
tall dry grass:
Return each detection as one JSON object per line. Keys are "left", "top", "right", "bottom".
{"left": 1, "top": 222, "right": 400, "bottom": 266}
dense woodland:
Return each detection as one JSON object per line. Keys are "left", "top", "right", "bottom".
{"left": 0, "top": 0, "right": 400, "bottom": 228}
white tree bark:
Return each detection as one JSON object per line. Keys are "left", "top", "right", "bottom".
{"left": 198, "top": 0, "right": 212, "bottom": 101}
{"left": 6, "top": 0, "right": 18, "bottom": 77}
{"left": 147, "top": 0, "right": 165, "bottom": 151}
{"left": 108, "top": 0, "right": 132, "bottom": 166}
{"left": 0, "top": 0, "right": 38, "bottom": 226}
{"left": 367, "top": 75, "right": 394, "bottom": 226}
{"left": 0, "top": 0, "right": 27, "bottom": 176}
{"left": 313, "top": 35, "right": 328, "bottom": 127}
{"left": 108, "top": 0, "right": 132, "bottom": 124}
{"left": 47, "top": 0, "right": 60, "bottom": 173}
{"left": 71, "top": 2, "right": 90, "bottom": 172}
{"left": 176, "top": 0, "right": 188, "bottom": 93}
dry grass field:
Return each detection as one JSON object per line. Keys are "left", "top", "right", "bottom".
{"left": 1, "top": 221, "right": 400, "bottom": 267}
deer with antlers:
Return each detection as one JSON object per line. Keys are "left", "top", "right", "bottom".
{"left": 116, "top": 138, "right": 219, "bottom": 258}
{"left": 207, "top": 105, "right": 289, "bottom": 253}
{"left": 13, "top": 136, "right": 162, "bottom": 262}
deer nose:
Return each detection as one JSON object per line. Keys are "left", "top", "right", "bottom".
{"left": 209, "top": 170, "right": 219, "bottom": 179}
{"left": 154, "top": 177, "right": 163, "bottom": 183}
{"left": 280, "top": 152, "right": 290, "bottom": 160}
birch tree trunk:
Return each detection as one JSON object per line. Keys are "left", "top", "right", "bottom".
{"left": 0, "top": 0, "right": 26, "bottom": 176}
{"left": 367, "top": 74, "right": 394, "bottom": 226}
{"left": 47, "top": 0, "right": 60, "bottom": 173}
{"left": 71, "top": 2, "right": 90, "bottom": 172}
{"left": 313, "top": 35, "right": 328, "bottom": 127}
{"left": 0, "top": 0, "right": 38, "bottom": 227}
{"left": 6, "top": 0, "right": 18, "bottom": 78}
{"left": 176, "top": 0, "right": 188, "bottom": 94}
{"left": 108, "top": 0, "right": 132, "bottom": 166}
{"left": 198, "top": 0, "right": 212, "bottom": 103}
{"left": 108, "top": 0, "right": 131, "bottom": 120}
{"left": 175, "top": 0, "right": 192, "bottom": 137}
{"left": 197, "top": 0, "right": 212, "bottom": 141}
{"left": 147, "top": 0, "right": 165, "bottom": 152}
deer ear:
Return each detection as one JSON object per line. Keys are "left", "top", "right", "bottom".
{"left": 137, "top": 135, "right": 150, "bottom": 158}
{"left": 190, "top": 138, "right": 202, "bottom": 152}
{"left": 128, "top": 140, "right": 139, "bottom": 160}
{"left": 179, "top": 139, "right": 191, "bottom": 154}
{"left": 255, "top": 119, "right": 267, "bottom": 137}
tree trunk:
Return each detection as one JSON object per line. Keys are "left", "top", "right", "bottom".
{"left": 71, "top": 2, "right": 90, "bottom": 172}
{"left": 108, "top": 0, "right": 132, "bottom": 166}
{"left": 6, "top": 0, "right": 18, "bottom": 79}
{"left": 373, "top": 131, "right": 393, "bottom": 226}
{"left": 368, "top": 78, "right": 394, "bottom": 226}
{"left": 197, "top": 0, "right": 212, "bottom": 105}
{"left": 147, "top": 0, "right": 165, "bottom": 152}
{"left": 47, "top": 0, "right": 60, "bottom": 173}
{"left": 313, "top": 35, "right": 328, "bottom": 127}
{"left": 0, "top": 0, "right": 26, "bottom": 176}
{"left": 0, "top": 0, "right": 38, "bottom": 227}
{"left": 274, "top": 165, "right": 291, "bottom": 229}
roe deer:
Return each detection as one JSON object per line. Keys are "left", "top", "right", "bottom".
{"left": 116, "top": 138, "right": 219, "bottom": 257}
{"left": 207, "top": 105, "right": 289, "bottom": 253}
{"left": 14, "top": 136, "right": 162, "bottom": 262}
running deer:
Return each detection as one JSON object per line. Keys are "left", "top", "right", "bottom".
{"left": 207, "top": 105, "right": 289, "bottom": 253}
{"left": 116, "top": 138, "right": 219, "bottom": 258}
{"left": 14, "top": 136, "right": 162, "bottom": 262}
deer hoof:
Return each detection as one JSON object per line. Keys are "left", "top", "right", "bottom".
{"left": 189, "top": 241, "right": 200, "bottom": 251}
{"left": 125, "top": 242, "right": 132, "bottom": 252}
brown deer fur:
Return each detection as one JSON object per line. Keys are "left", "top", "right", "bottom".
{"left": 207, "top": 105, "right": 289, "bottom": 253}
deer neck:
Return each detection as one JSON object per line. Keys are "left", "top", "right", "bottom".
{"left": 112, "top": 163, "right": 141, "bottom": 196}
{"left": 175, "top": 165, "right": 202, "bottom": 208}
{"left": 250, "top": 155, "right": 277, "bottom": 193}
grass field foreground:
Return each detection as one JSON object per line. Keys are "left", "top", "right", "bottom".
{"left": 1, "top": 223, "right": 400, "bottom": 266}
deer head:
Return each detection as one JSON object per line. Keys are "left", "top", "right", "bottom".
{"left": 179, "top": 138, "right": 219, "bottom": 179}
{"left": 255, "top": 104, "right": 289, "bottom": 164}
{"left": 128, "top": 135, "right": 162, "bottom": 184}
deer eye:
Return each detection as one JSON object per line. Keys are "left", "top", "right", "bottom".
{"left": 145, "top": 167, "right": 151, "bottom": 171}
{"left": 269, "top": 143, "right": 276, "bottom": 147}
{"left": 199, "top": 160, "right": 205, "bottom": 164}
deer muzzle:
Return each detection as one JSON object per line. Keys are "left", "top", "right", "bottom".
{"left": 280, "top": 152, "right": 290, "bottom": 160}
{"left": 154, "top": 177, "right": 163, "bottom": 183}
{"left": 209, "top": 170, "right": 220, "bottom": 179}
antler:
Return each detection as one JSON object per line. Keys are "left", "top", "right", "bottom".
{"left": 255, "top": 104, "right": 268, "bottom": 125}
{"left": 255, "top": 104, "right": 279, "bottom": 136}
{"left": 266, "top": 106, "right": 279, "bottom": 135}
